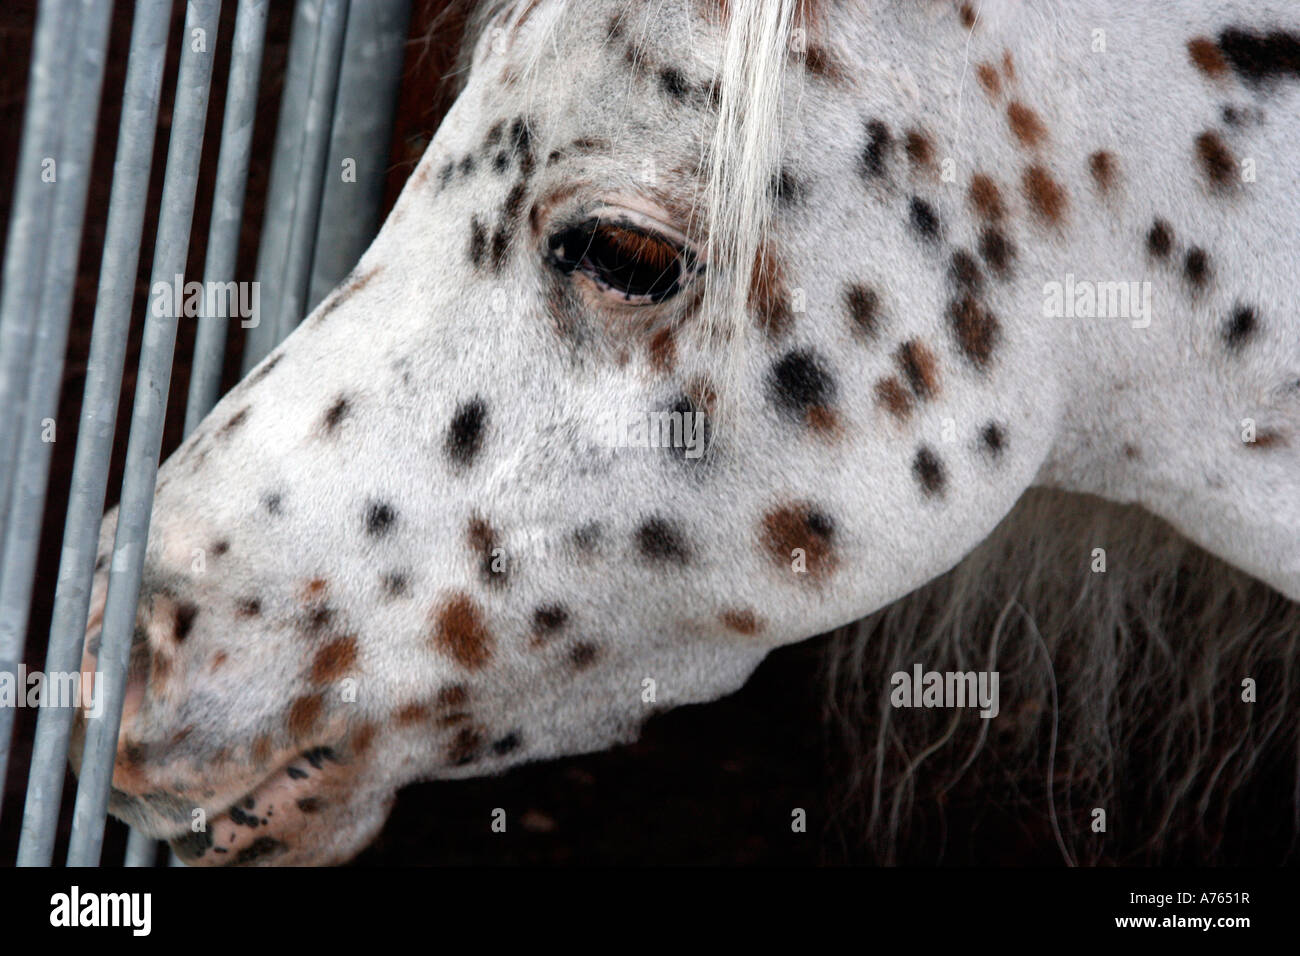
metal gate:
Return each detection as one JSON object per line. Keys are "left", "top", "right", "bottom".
{"left": 0, "top": 0, "right": 413, "bottom": 865}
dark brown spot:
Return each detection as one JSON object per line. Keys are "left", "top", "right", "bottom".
{"left": 287, "top": 694, "right": 324, "bottom": 738}
{"left": 949, "top": 249, "right": 983, "bottom": 292}
{"left": 959, "top": 3, "right": 976, "bottom": 29}
{"left": 861, "top": 119, "right": 893, "bottom": 179}
{"left": 311, "top": 636, "right": 358, "bottom": 683}
{"left": 875, "top": 377, "right": 914, "bottom": 421}
{"left": 322, "top": 396, "right": 350, "bottom": 433}
{"left": 1247, "top": 429, "right": 1287, "bottom": 449}
{"left": 437, "top": 685, "right": 469, "bottom": 709}
{"left": 395, "top": 702, "right": 430, "bottom": 725}
{"left": 904, "top": 129, "right": 934, "bottom": 167}
{"left": 912, "top": 446, "right": 946, "bottom": 496}
{"left": 749, "top": 241, "right": 792, "bottom": 337}
{"left": 532, "top": 604, "right": 569, "bottom": 638}
{"left": 236, "top": 597, "right": 261, "bottom": 617}
{"left": 845, "top": 283, "right": 882, "bottom": 340}
{"left": 800, "top": 44, "right": 847, "bottom": 83}
{"left": 637, "top": 517, "right": 690, "bottom": 564}
{"left": 1224, "top": 305, "right": 1258, "bottom": 349}
{"left": 947, "top": 296, "right": 1000, "bottom": 368}
{"left": 218, "top": 408, "right": 249, "bottom": 439}
{"left": 569, "top": 642, "right": 600, "bottom": 671}
{"left": 466, "top": 516, "right": 508, "bottom": 587}
{"left": 981, "top": 422, "right": 1006, "bottom": 457}
{"left": 1146, "top": 218, "right": 1174, "bottom": 259}
{"left": 1184, "top": 247, "right": 1210, "bottom": 289}
{"left": 1088, "top": 151, "right": 1117, "bottom": 193}
{"left": 446, "top": 397, "right": 488, "bottom": 467}
{"left": 447, "top": 727, "right": 484, "bottom": 766}
{"left": 908, "top": 196, "right": 942, "bottom": 241}
{"left": 978, "top": 227, "right": 1016, "bottom": 276}
{"left": 896, "top": 340, "right": 940, "bottom": 400}
{"left": 648, "top": 326, "right": 676, "bottom": 373}
{"left": 174, "top": 602, "right": 198, "bottom": 642}
{"left": 1023, "top": 165, "right": 1067, "bottom": 225}
{"left": 433, "top": 593, "right": 494, "bottom": 670}
{"left": 969, "top": 173, "right": 1006, "bottom": 221}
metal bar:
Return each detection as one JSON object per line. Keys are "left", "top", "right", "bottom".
{"left": 123, "top": 825, "right": 160, "bottom": 866}
{"left": 67, "top": 0, "right": 223, "bottom": 867}
{"left": 240, "top": 0, "right": 321, "bottom": 373}
{"left": 14, "top": 0, "right": 173, "bottom": 868}
{"left": 0, "top": 0, "right": 113, "bottom": 825}
{"left": 184, "top": 0, "right": 270, "bottom": 435}
{"left": 0, "top": 0, "right": 78, "bottom": 573}
{"left": 273, "top": 0, "right": 350, "bottom": 344}
{"left": 306, "top": 0, "right": 409, "bottom": 310}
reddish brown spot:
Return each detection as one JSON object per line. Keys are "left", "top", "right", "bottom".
{"left": 395, "top": 702, "right": 430, "bottom": 725}
{"left": 648, "top": 325, "right": 676, "bottom": 373}
{"left": 976, "top": 62, "right": 1002, "bottom": 99}
{"left": 720, "top": 609, "right": 762, "bottom": 635}
{"left": 211, "top": 652, "right": 228, "bottom": 672}
{"left": 437, "top": 684, "right": 470, "bottom": 709}
{"left": 287, "top": 693, "right": 324, "bottom": 738}
{"left": 904, "top": 129, "right": 934, "bottom": 168}
{"left": 806, "top": 405, "right": 840, "bottom": 435}
{"left": 310, "top": 636, "right": 358, "bottom": 683}
{"left": 1188, "top": 37, "right": 1228, "bottom": 78}
{"left": 303, "top": 578, "right": 328, "bottom": 601}
{"left": 351, "top": 722, "right": 377, "bottom": 756}
{"left": 251, "top": 734, "right": 273, "bottom": 766}
{"left": 1006, "top": 101, "right": 1047, "bottom": 147}
{"left": 1195, "top": 130, "right": 1237, "bottom": 189}
{"left": 432, "top": 593, "right": 494, "bottom": 670}
{"left": 896, "top": 340, "right": 940, "bottom": 401}
{"left": 761, "top": 505, "right": 836, "bottom": 578}
{"left": 875, "top": 377, "right": 914, "bottom": 420}
{"left": 750, "top": 240, "right": 792, "bottom": 337}
{"left": 1089, "top": 151, "right": 1117, "bottom": 192}
{"left": 1022, "top": 165, "right": 1068, "bottom": 225}
{"left": 438, "top": 711, "right": 471, "bottom": 728}
{"left": 969, "top": 173, "right": 1006, "bottom": 221}
{"left": 800, "top": 44, "right": 847, "bottom": 83}
{"left": 686, "top": 376, "right": 718, "bottom": 416}
{"left": 1002, "top": 51, "right": 1015, "bottom": 79}
{"left": 1248, "top": 430, "right": 1288, "bottom": 449}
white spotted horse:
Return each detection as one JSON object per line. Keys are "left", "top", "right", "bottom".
{"left": 74, "top": 0, "right": 1300, "bottom": 864}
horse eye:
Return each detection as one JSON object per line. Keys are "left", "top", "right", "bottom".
{"left": 548, "top": 218, "right": 691, "bottom": 303}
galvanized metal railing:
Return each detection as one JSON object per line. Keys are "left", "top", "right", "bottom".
{"left": 1, "top": 0, "right": 411, "bottom": 866}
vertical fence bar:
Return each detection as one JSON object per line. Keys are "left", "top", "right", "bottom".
{"left": 184, "top": 0, "right": 270, "bottom": 434}
{"left": 306, "top": 0, "right": 410, "bottom": 310}
{"left": 0, "top": 0, "right": 77, "bottom": 576}
{"left": 0, "top": 0, "right": 114, "bottom": 824}
{"left": 15, "top": 0, "right": 172, "bottom": 868}
{"left": 273, "top": 0, "right": 350, "bottom": 346}
{"left": 240, "top": 0, "right": 320, "bottom": 373}
{"left": 66, "top": 0, "right": 224, "bottom": 867}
